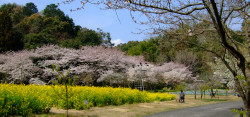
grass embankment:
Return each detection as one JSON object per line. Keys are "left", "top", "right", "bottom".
{"left": 0, "top": 84, "right": 175, "bottom": 116}
{"left": 44, "top": 94, "right": 241, "bottom": 117}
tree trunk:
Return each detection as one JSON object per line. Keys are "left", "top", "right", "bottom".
{"left": 200, "top": 89, "right": 203, "bottom": 99}
{"left": 243, "top": 88, "right": 250, "bottom": 117}
{"left": 204, "top": 90, "right": 206, "bottom": 98}
{"left": 194, "top": 90, "right": 196, "bottom": 99}
{"left": 246, "top": 108, "right": 250, "bottom": 117}
{"left": 245, "top": 79, "right": 250, "bottom": 117}
{"left": 211, "top": 88, "right": 214, "bottom": 99}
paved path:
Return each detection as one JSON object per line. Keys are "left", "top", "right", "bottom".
{"left": 145, "top": 101, "right": 244, "bottom": 117}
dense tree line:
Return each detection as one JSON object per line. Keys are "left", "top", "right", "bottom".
{"left": 0, "top": 3, "right": 113, "bottom": 52}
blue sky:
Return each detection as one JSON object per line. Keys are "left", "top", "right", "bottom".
{"left": 0, "top": 0, "right": 151, "bottom": 45}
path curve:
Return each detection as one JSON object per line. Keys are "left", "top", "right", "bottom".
{"left": 145, "top": 101, "right": 243, "bottom": 117}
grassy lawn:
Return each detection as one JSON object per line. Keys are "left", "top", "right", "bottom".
{"left": 34, "top": 94, "right": 241, "bottom": 117}
{"left": 198, "top": 98, "right": 227, "bottom": 102}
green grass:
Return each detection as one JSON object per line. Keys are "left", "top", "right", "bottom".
{"left": 34, "top": 113, "right": 66, "bottom": 117}
{"left": 199, "top": 98, "right": 227, "bottom": 102}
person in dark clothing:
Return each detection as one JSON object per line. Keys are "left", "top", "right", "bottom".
{"left": 180, "top": 90, "right": 185, "bottom": 103}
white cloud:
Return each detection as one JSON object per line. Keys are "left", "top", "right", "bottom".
{"left": 111, "top": 39, "right": 124, "bottom": 46}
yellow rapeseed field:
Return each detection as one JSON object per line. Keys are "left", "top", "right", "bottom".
{"left": 0, "top": 84, "right": 175, "bottom": 116}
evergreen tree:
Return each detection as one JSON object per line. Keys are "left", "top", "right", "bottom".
{"left": 0, "top": 12, "right": 23, "bottom": 52}
{"left": 23, "top": 2, "right": 38, "bottom": 16}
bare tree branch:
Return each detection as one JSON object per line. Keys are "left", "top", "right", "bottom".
{"left": 219, "top": 0, "right": 224, "bottom": 16}
{"left": 223, "top": 2, "right": 250, "bottom": 24}
{"left": 128, "top": 0, "right": 206, "bottom": 15}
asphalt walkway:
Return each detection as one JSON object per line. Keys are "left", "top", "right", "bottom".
{"left": 145, "top": 101, "right": 244, "bottom": 117}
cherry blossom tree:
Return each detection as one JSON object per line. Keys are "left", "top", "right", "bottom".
{"left": 0, "top": 45, "right": 194, "bottom": 89}
{"left": 0, "top": 50, "right": 39, "bottom": 84}
{"left": 127, "top": 62, "right": 195, "bottom": 89}
{"left": 97, "top": 70, "right": 128, "bottom": 86}
{"left": 0, "top": 45, "right": 143, "bottom": 85}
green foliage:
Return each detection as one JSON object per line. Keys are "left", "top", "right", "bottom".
{"left": 199, "top": 99, "right": 227, "bottom": 102}
{"left": 98, "top": 28, "right": 114, "bottom": 47}
{"left": 123, "top": 38, "right": 159, "bottom": 62}
{"left": 59, "top": 39, "right": 81, "bottom": 49}
{"left": 232, "top": 108, "right": 246, "bottom": 117}
{"left": 117, "top": 41, "right": 139, "bottom": 52}
{"left": 43, "top": 4, "right": 65, "bottom": 20}
{"left": 42, "top": 16, "right": 72, "bottom": 39}
{"left": 23, "top": 2, "right": 38, "bottom": 16}
{"left": 0, "top": 3, "right": 25, "bottom": 26}
{"left": 0, "top": 72, "right": 8, "bottom": 83}
{"left": 76, "top": 28, "right": 102, "bottom": 46}
{"left": 157, "top": 36, "right": 176, "bottom": 63}
{"left": 232, "top": 32, "right": 245, "bottom": 43}
{"left": 236, "top": 75, "right": 247, "bottom": 86}
{"left": 175, "top": 84, "right": 186, "bottom": 91}
{"left": 43, "top": 4, "right": 76, "bottom": 37}
{"left": 162, "top": 87, "right": 172, "bottom": 92}
{"left": 0, "top": 11, "right": 12, "bottom": 34}
{"left": 17, "top": 14, "right": 44, "bottom": 34}
{"left": 200, "top": 84, "right": 210, "bottom": 91}
{"left": 237, "top": 75, "right": 246, "bottom": 80}
{"left": 0, "top": 3, "right": 17, "bottom": 13}
{"left": 186, "top": 36, "right": 199, "bottom": 49}
{"left": 0, "top": 12, "right": 23, "bottom": 52}
{"left": 0, "top": 3, "right": 111, "bottom": 52}
{"left": 23, "top": 33, "right": 50, "bottom": 49}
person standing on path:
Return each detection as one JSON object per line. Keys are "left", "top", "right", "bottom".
{"left": 180, "top": 90, "right": 185, "bottom": 103}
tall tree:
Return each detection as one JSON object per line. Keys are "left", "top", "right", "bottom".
{"left": 23, "top": 2, "right": 38, "bottom": 16}
{"left": 0, "top": 3, "right": 16, "bottom": 13}
{"left": 44, "top": 4, "right": 76, "bottom": 37}
{"left": 43, "top": 4, "right": 65, "bottom": 20}
{"left": 0, "top": 12, "right": 23, "bottom": 52}
{"left": 0, "top": 3, "right": 25, "bottom": 27}
{"left": 61, "top": 0, "right": 250, "bottom": 115}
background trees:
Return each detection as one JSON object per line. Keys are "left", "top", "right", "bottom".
{"left": 117, "top": 34, "right": 207, "bottom": 76}
{"left": 0, "top": 3, "right": 113, "bottom": 52}
{"left": 0, "top": 11, "right": 23, "bottom": 52}
{"left": 75, "top": 28, "right": 102, "bottom": 46}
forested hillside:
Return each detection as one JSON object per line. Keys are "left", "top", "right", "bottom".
{"left": 0, "top": 3, "right": 113, "bottom": 52}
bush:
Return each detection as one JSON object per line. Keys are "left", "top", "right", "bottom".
{"left": 0, "top": 72, "right": 8, "bottom": 83}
